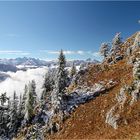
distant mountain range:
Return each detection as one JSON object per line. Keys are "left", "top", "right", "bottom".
{"left": 0, "top": 64, "right": 17, "bottom": 72}
{"left": 0, "top": 57, "right": 47, "bottom": 67}
{"left": 0, "top": 57, "right": 100, "bottom": 72}
{"left": 0, "top": 72, "right": 10, "bottom": 82}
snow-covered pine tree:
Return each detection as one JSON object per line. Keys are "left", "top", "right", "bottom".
{"left": 21, "top": 84, "right": 28, "bottom": 115}
{"left": 100, "top": 42, "right": 110, "bottom": 58}
{"left": 17, "top": 93, "right": 24, "bottom": 124}
{"left": 30, "top": 80, "right": 37, "bottom": 107}
{"left": 8, "top": 91, "right": 18, "bottom": 136}
{"left": 51, "top": 49, "right": 68, "bottom": 114}
{"left": 24, "top": 80, "right": 37, "bottom": 123}
{"left": 0, "top": 92, "right": 9, "bottom": 106}
{"left": 18, "top": 94, "right": 22, "bottom": 114}
{"left": 23, "top": 84, "right": 28, "bottom": 100}
{"left": 41, "top": 71, "right": 54, "bottom": 103}
{"left": 56, "top": 49, "right": 69, "bottom": 93}
{"left": 7, "top": 97, "right": 11, "bottom": 111}
{"left": 0, "top": 93, "right": 9, "bottom": 137}
{"left": 112, "top": 32, "right": 122, "bottom": 54}
{"left": 70, "top": 62, "right": 77, "bottom": 79}
{"left": 79, "top": 63, "right": 85, "bottom": 71}
{"left": 113, "top": 32, "right": 122, "bottom": 45}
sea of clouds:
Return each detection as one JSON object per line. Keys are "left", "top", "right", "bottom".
{"left": 0, "top": 67, "right": 48, "bottom": 97}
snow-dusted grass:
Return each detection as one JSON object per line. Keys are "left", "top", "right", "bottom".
{"left": 65, "top": 83, "right": 105, "bottom": 114}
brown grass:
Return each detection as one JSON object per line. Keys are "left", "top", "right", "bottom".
{"left": 48, "top": 60, "right": 140, "bottom": 139}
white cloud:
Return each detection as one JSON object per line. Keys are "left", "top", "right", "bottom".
{"left": 91, "top": 52, "right": 103, "bottom": 61}
{"left": 19, "top": 52, "right": 30, "bottom": 56}
{"left": 91, "top": 52, "right": 100, "bottom": 57}
{"left": 43, "top": 50, "right": 75, "bottom": 55}
{"left": 0, "top": 50, "right": 30, "bottom": 56}
{"left": 0, "top": 67, "right": 48, "bottom": 97}
{"left": 40, "top": 50, "right": 86, "bottom": 55}
{"left": 138, "top": 20, "right": 140, "bottom": 24}
{"left": 47, "top": 51, "right": 60, "bottom": 54}
{"left": 63, "top": 51, "right": 75, "bottom": 54}
{"left": 40, "top": 49, "right": 102, "bottom": 60}
{"left": 0, "top": 50, "right": 22, "bottom": 53}
{"left": 77, "top": 50, "right": 84, "bottom": 55}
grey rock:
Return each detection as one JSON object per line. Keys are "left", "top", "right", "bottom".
{"left": 105, "top": 104, "right": 120, "bottom": 129}
{"left": 130, "top": 89, "right": 140, "bottom": 105}
{"left": 116, "top": 86, "right": 127, "bottom": 108}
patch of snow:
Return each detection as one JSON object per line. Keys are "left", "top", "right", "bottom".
{"left": 65, "top": 83, "right": 105, "bottom": 114}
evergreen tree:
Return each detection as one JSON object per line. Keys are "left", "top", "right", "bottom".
{"left": 70, "top": 62, "right": 77, "bottom": 78}
{"left": 100, "top": 42, "right": 110, "bottom": 58}
{"left": 51, "top": 50, "right": 68, "bottom": 113}
{"left": 112, "top": 32, "right": 122, "bottom": 53}
{"left": 24, "top": 84, "right": 28, "bottom": 99}
{"left": 79, "top": 63, "right": 85, "bottom": 71}
{"left": 41, "top": 71, "right": 54, "bottom": 102}
{"left": 24, "top": 80, "right": 37, "bottom": 123}
{"left": 30, "top": 80, "right": 37, "bottom": 106}
{"left": 56, "top": 49, "right": 68, "bottom": 93}
{"left": 17, "top": 94, "right": 24, "bottom": 122}
{"left": 8, "top": 91, "right": 18, "bottom": 135}
{"left": 0, "top": 93, "right": 9, "bottom": 137}
{"left": 112, "top": 32, "right": 122, "bottom": 45}
{"left": 7, "top": 97, "right": 11, "bottom": 111}
{"left": 0, "top": 92, "right": 9, "bottom": 106}
{"left": 21, "top": 84, "right": 28, "bottom": 114}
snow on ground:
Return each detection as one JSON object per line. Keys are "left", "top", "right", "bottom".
{"left": 0, "top": 67, "right": 48, "bottom": 97}
{"left": 65, "top": 81, "right": 117, "bottom": 114}
{"left": 33, "top": 83, "right": 107, "bottom": 131}
{"left": 64, "top": 84, "right": 106, "bottom": 114}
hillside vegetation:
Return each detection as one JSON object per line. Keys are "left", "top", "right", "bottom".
{"left": 10, "top": 31, "right": 140, "bottom": 140}
{"left": 49, "top": 31, "right": 140, "bottom": 139}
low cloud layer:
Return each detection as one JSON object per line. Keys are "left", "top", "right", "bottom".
{"left": 40, "top": 50, "right": 100, "bottom": 56}
{"left": 0, "top": 67, "right": 48, "bottom": 98}
{"left": 40, "top": 50, "right": 85, "bottom": 55}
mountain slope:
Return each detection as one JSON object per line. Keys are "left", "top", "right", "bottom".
{"left": 49, "top": 60, "right": 135, "bottom": 139}
{"left": 48, "top": 31, "right": 140, "bottom": 139}
{"left": 14, "top": 31, "right": 140, "bottom": 140}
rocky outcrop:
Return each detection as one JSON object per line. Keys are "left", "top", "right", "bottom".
{"left": 105, "top": 104, "right": 120, "bottom": 129}
{"left": 133, "top": 58, "right": 140, "bottom": 80}
{"left": 116, "top": 86, "right": 128, "bottom": 109}
{"left": 106, "top": 53, "right": 140, "bottom": 129}
{"left": 130, "top": 58, "right": 140, "bottom": 105}
{"left": 105, "top": 86, "right": 128, "bottom": 129}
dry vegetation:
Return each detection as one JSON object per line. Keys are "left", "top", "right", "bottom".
{"left": 14, "top": 32, "right": 140, "bottom": 140}
{"left": 48, "top": 58, "right": 140, "bottom": 139}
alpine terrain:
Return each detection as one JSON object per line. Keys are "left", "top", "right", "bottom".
{"left": 0, "top": 31, "right": 136, "bottom": 139}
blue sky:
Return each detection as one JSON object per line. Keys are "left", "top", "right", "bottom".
{"left": 0, "top": 1, "right": 140, "bottom": 60}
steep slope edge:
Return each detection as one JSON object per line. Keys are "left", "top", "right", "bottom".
{"left": 49, "top": 31, "right": 140, "bottom": 139}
